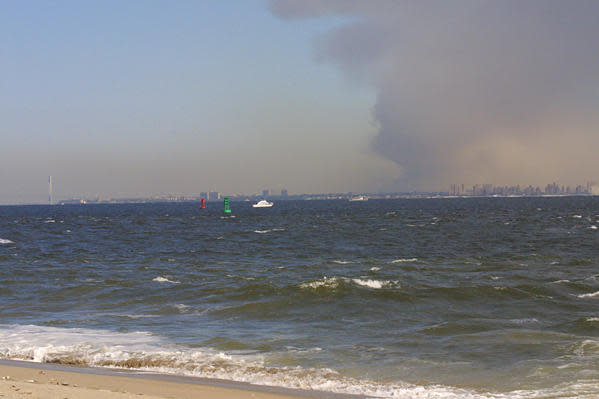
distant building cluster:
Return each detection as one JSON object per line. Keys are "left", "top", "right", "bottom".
{"left": 51, "top": 181, "right": 598, "bottom": 206}
{"left": 449, "top": 182, "right": 594, "bottom": 196}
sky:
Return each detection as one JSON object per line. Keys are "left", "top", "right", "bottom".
{"left": 2, "top": 1, "right": 599, "bottom": 204}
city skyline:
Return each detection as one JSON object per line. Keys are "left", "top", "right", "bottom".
{"left": 38, "top": 179, "right": 599, "bottom": 206}
{"left": 2, "top": 1, "right": 599, "bottom": 204}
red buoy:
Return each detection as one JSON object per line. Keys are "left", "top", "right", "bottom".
{"left": 200, "top": 198, "right": 206, "bottom": 209}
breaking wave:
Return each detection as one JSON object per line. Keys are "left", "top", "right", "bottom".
{"left": 1, "top": 325, "right": 598, "bottom": 399}
{"left": 390, "top": 258, "right": 418, "bottom": 263}
{"left": 152, "top": 276, "right": 180, "bottom": 284}
{"left": 253, "top": 228, "right": 285, "bottom": 234}
{"left": 577, "top": 291, "right": 599, "bottom": 299}
{"left": 299, "top": 277, "right": 399, "bottom": 291}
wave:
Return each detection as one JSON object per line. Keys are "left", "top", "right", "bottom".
{"left": 299, "top": 277, "right": 340, "bottom": 290}
{"left": 1, "top": 324, "right": 598, "bottom": 398}
{"left": 390, "top": 258, "right": 418, "bottom": 263}
{"left": 0, "top": 238, "right": 13, "bottom": 244}
{"left": 95, "top": 313, "right": 159, "bottom": 319}
{"left": 152, "top": 276, "right": 180, "bottom": 284}
{"left": 299, "top": 277, "right": 399, "bottom": 291}
{"left": 352, "top": 278, "right": 399, "bottom": 289}
{"left": 253, "top": 228, "right": 285, "bottom": 234}
{"left": 577, "top": 291, "right": 599, "bottom": 298}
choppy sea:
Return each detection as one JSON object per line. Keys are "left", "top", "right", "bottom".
{"left": 2, "top": 197, "right": 599, "bottom": 398}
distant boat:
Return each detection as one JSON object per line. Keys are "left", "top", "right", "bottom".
{"left": 349, "top": 196, "right": 368, "bottom": 202}
{"left": 252, "top": 200, "right": 273, "bottom": 208}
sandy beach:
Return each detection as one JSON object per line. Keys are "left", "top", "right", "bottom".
{"left": 0, "top": 361, "right": 330, "bottom": 399}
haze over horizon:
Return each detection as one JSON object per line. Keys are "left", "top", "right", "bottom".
{"left": 2, "top": 1, "right": 599, "bottom": 204}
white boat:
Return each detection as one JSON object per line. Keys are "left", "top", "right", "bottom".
{"left": 349, "top": 196, "right": 368, "bottom": 201}
{"left": 252, "top": 200, "right": 273, "bottom": 208}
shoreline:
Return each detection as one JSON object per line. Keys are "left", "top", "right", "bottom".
{"left": 0, "top": 360, "right": 363, "bottom": 399}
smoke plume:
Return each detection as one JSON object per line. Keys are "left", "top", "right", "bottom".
{"left": 270, "top": 0, "right": 599, "bottom": 190}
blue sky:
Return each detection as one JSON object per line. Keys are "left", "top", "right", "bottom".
{"left": 1, "top": 1, "right": 395, "bottom": 203}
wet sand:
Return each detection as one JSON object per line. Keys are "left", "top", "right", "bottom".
{"left": 0, "top": 361, "right": 344, "bottom": 399}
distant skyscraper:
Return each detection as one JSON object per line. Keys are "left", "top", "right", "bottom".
{"left": 48, "top": 176, "right": 53, "bottom": 205}
{"left": 200, "top": 192, "right": 207, "bottom": 200}
{"left": 262, "top": 189, "right": 269, "bottom": 198}
{"left": 281, "top": 189, "right": 288, "bottom": 197}
{"left": 208, "top": 191, "right": 220, "bottom": 201}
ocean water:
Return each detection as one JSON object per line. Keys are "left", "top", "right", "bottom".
{"left": 2, "top": 197, "right": 599, "bottom": 398}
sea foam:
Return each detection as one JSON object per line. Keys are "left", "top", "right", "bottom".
{"left": 0, "top": 238, "right": 13, "bottom": 244}
{"left": 2, "top": 324, "right": 599, "bottom": 398}
{"left": 300, "top": 277, "right": 398, "bottom": 290}
{"left": 351, "top": 278, "right": 398, "bottom": 289}
{"left": 390, "top": 258, "right": 418, "bottom": 263}
{"left": 253, "top": 228, "right": 285, "bottom": 234}
{"left": 0, "top": 324, "right": 512, "bottom": 399}
{"left": 577, "top": 291, "right": 599, "bottom": 298}
{"left": 152, "top": 276, "right": 180, "bottom": 284}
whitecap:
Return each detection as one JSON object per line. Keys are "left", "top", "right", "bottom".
{"left": 390, "top": 258, "right": 417, "bottom": 263}
{"left": 119, "top": 314, "right": 159, "bottom": 319}
{"left": 152, "top": 276, "right": 180, "bottom": 284}
{"left": 509, "top": 318, "right": 538, "bottom": 325}
{"left": 590, "top": 225, "right": 598, "bottom": 230}
{"left": 577, "top": 291, "right": 599, "bottom": 298}
{"left": 0, "top": 238, "right": 14, "bottom": 244}
{"left": 573, "top": 215, "right": 583, "bottom": 219}
{"left": 174, "top": 304, "right": 190, "bottom": 312}
{"left": 332, "top": 260, "right": 352, "bottom": 264}
{"left": 44, "top": 219, "right": 56, "bottom": 223}
{"left": 370, "top": 267, "right": 381, "bottom": 271}
{"left": 586, "top": 317, "right": 599, "bottom": 322}
{"left": 254, "top": 230, "right": 271, "bottom": 234}
{"left": 352, "top": 278, "right": 398, "bottom": 289}
{"left": 549, "top": 279, "right": 570, "bottom": 284}
{"left": 299, "top": 277, "right": 340, "bottom": 289}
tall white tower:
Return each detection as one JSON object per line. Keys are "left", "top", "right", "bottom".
{"left": 48, "top": 176, "right": 53, "bottom": 205}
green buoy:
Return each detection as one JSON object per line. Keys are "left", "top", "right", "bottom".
{"left": 223, "top": 197, "right": 232, "bottom": 214}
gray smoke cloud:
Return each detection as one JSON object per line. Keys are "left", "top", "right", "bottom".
{"left": 270, "top": 0, "right": 599, "bottom": 190}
